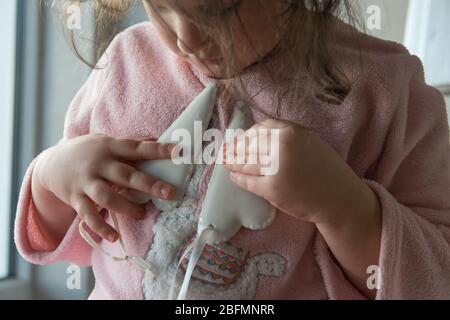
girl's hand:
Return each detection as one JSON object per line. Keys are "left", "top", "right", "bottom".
{"left": 36, "top": 133, "right": 177, "bottom": 242}
{"left": 224, "top": 119, "right": 382, "bottom": 298}
{"left": 223, "top": 119, "right": 371, "bottom": 227}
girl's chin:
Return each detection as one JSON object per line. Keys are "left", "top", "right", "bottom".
{"left": 191, "top": 63, "right": 246, "bottom": 80}
{"left": 190, "top": 63, "right": 227, "bottom": 79}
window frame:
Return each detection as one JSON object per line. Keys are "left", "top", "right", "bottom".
{"left": 1, "top": 0, "right": 98, "bottom": 299}
{"left": 0, "top": 0, "right": 42, "bottom": 299}
{"left": 0, "top": 0, "right": 18, "bottom": 281}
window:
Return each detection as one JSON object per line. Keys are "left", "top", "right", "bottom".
{"left": 0, "top": 0, "right": 17, "bottom": 279}
{"left": 405, "top": 0, "right": 450, "bottom": 90}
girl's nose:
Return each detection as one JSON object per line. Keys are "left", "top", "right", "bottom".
{"left": 174, "top": 17, "right": 208, "bottom": 56}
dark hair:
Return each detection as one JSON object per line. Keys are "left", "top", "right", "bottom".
{"left": 52, "top": 0, "right": 363, "bottom": 116}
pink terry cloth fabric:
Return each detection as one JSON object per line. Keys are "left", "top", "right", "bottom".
{"left": 14, "top": 20, "right": 450, "bottom": 300}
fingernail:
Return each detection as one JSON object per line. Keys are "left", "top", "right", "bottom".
{"left": 166, "top": 143, "right": 177, "bottom": 153}
{"left": 108, "top": 233, "right": 117, "bottom": 242}
{"left": 174, "top": 146, "right": 184, "bottom": 157}
{"left": 161, "top": 184, "right": 172, "bottom": 198}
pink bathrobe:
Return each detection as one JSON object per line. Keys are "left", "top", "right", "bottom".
{"left": 14, "top": 21, "right": 450, "bottom": 299}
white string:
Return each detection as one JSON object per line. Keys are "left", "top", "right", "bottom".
{"left": 168, "top": 225, "right": 214, "bottom": 300}
{"left": 78, "top": 212, "right": 157, "bottom": 282}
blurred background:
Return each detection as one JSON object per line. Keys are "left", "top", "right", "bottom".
{"left": 0, "top": 0, "right": 449, "bottom": 299}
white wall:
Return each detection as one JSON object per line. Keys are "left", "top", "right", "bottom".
{"left": 359, "top": 0, "right": 410, "bottom": 43}
{"left": 360, "top": 0, "right": 449, "bottom": 119}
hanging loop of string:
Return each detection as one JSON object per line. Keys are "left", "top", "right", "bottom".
{"left": 168, "top": 224, "right": 215, "bottom": 300}
{"left": 78, "top": 211, "right": 157, "bottom": 282}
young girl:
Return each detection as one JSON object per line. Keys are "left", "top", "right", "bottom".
{"left": 15, "top": 0, "right": 450, "bottom": 299}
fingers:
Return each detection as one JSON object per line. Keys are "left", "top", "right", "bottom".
{"left": 228, "top": 172, "right": 270, "bottom": 200}
{"left": 117, "top": 135, "right": 157, "bottom": 142}
{"left": 237, "top": 134, "right": 271, "bottom": 155}
{"left": 85, "top": 180, "right": 147, "bottom": 220}
{"left": 222, "top": 131, "right": 275, "bottom": 175}
{"left": 257, "top": 118, "right": 292, "bottom": 129}
{"left": 100, "top": 162, "right": 175, "bottom": 200}
{"left": 224, "top": 128, "right": 277, "bottom": 156}
{"left": 73, "top": 195, "right": 118, "bottom": 242}
{"left": 223, "top": 162, "right": 262, "bottom": 176}
{"left": 117, "top": 188, "right": 152, "bottom": 204}
{"left": 109, "top": 138, "right": 177, "bottom": 161}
